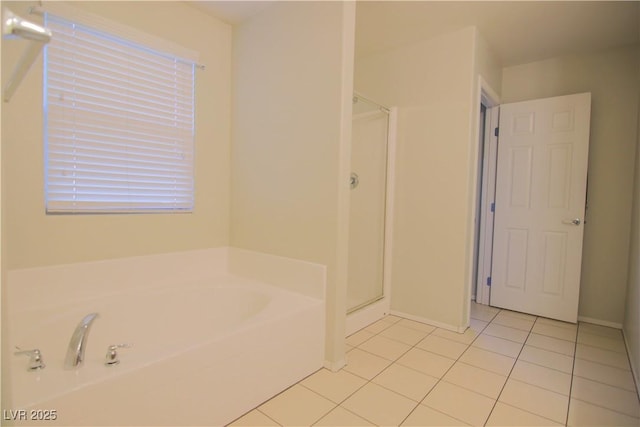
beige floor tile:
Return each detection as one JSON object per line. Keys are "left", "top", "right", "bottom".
{"left": 259, "top": 384, "right": 335, "bottom": 427}
{"left": 579, "top": 322, "right": 623, "bottom": 339}
{"left": 486, "top": 402, "right": 562, "bottom": 426}
{"left": 372, "top": 363, "right": 439, "bottom": 402}
{"left": 469, "top": 318, "right": 489, "bottom": 333}
{"left": 573, "top": 357, "right": 637, "bottom": 392}
{"left": 301, "top": 368, "right": 367, "bottom": 404}
{"left": 385, "top": 315, "right": 404, "bottom": 323}
{"left": 472, "top": 333, "right": 523, "bottom": 358}
{"left": 570, "top": 376, "right": 640, "bottom": 418}
{"left": 577, "top": 330, "right": 627, "bottom": 353}
{"left": 358, "top": 334, "right": 411, "bottom": 361}
{"left": 458, "top": 346, "right": 516, "bottom": 376}
{"left": 313, "top": 406, "right": 372, "bottom": 426}
{"left": 491, "top": 312, "right": 535, "bottom": 331}
{"left": 380, "top": 323, "right": 431, "bottom": 346}
{"left": 575, "top": 343, "right": 631, "bottom": 370}
{"left": 401, "top": 404, "right": 471, "bottom": 426}
{"left": 396, "top": 318, "right": 437, "bottom": 333}
{"left": 346, "top": 329, "right": 375, "bottom": 347}
{"left": 483, "top": 323, "right": 530, "bottom": 343}
{"left": 518, "top": 344, "right": 574, "bottom": 373}
{"left": 510, "top": 360, "right": 572, "bottom": 395}
{"left": 235, "top": 307, "right": 640, "bottom": 427}
{"left": 417, "top": 334, "right": 469, "bottom": 359}
{"left": 442, "top": 362, "right": 507, "bottom": 399}
{"left": 396, "top": 347, "right": 456, "bottom": 378}
{"left": 432, "top": 326, "right": 480, "bottom": 345}
{"left": 499, "top": 379, "right": 569, "bottom": 424}
{"left": 536, "top": 316, "right": 577, "bottom": 331}
{"left": 365, "top": 318, "right": 395, "bottom": 334}
{"left": 344, "top": 348, "right": 392, "bottom": 380}
{"left": 525, "top": 333, "right": 575, "bottom": 356}
{"left": 422, "top": 381, "right": 495, "bottom": 426}
{"left": 342, "top": 382, "right": 418, "bottom": 427}
{"left": 228, "top": 409, "right": 280, "bottom": 427}
{"left": 567, "top": 398, "right": 640, "bottom": 427}
{"left": 532, "top": 322, "right": 577, "bottom": 342}
{"left": 470, "top": 303, "right": 501, "bottom": 322}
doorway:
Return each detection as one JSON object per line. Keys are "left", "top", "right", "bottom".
{"left": 473, "top": 84, "right": 500, "bottom": 306}
{"left": 472, "top": 91, "right": 591, "bottom": 323}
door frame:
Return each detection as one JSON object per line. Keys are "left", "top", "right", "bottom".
{"left": 474, "top": 77, "right": 500, "bottom": 306}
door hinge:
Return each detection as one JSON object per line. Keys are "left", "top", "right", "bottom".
{"left": 490, "top": 202, "right": 495, "bottom": 213}
{"left": 494, "top": 127, "right": 499, "bottom": 137}
{"left": 487, "top": 277, "right": 492, "bottom": 286}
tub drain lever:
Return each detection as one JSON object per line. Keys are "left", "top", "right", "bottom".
{"left": 105, "top": 343, "right": 132, "bottom": 366}
{"left": 14, "top": 347, "right": 46, "bottom": 371}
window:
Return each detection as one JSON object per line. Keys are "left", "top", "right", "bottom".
{"left": 44, "top": 10, "right": 196, "bottom": 213}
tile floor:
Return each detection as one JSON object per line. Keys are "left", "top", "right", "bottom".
{"left": 229, "top": 303, "right": 640, "bottom": 426}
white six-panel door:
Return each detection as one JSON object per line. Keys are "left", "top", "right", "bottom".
{"left": 490, "top": 93, "right": 591, "bottom": 323}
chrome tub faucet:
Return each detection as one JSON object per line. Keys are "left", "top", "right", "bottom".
{"left": 64, "top": 312, "right": 99, "bottom": 369}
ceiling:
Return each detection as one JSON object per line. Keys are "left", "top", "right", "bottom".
{"left": 190, "top": 1, "right": 640, "bottom": 67}
{"left": 189, "top": 1, "right": 274, "bottom": 25}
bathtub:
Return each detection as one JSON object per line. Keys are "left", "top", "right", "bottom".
{"left": 5, "top": 248, "right": 326, "bottom": 426}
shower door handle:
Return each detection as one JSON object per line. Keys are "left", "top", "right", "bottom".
{"left": 350, "top": 172, "right": 359, "bottom": 190}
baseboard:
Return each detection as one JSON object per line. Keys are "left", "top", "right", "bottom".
{"left": 577, "top": 316, "right": 623, "bottom": 330}
{"left": 389, "top": 310, "right": 467, "bottom": 333}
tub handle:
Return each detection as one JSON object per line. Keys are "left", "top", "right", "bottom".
{"left": 105, "top": 343, "right": 132, "bottom": 366}
{"left": 14, "top": 347, "right": 46, "bottom": 371}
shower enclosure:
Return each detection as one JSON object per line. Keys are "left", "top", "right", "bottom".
{"left": 346, "top": 94, "right": 395, "bottom": 334}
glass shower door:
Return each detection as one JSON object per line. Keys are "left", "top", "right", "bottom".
{"left": 347, "top": 96, "right": 389, "bottom": 313}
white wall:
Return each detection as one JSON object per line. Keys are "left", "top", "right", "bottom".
{"left": 623, "top": 78, "right": 640, "bottom": 390}
{"left": 502, "top": 46, "right": 640, "bottom": 326}
{"left": 1, "top": 1, "right": 232, "bottom": 270}
{"left": 231, "top": 2, "right": 355, "bottom": 366}
{"left": 355, "top": 27, "right": 501, "bottom": 330}
{"left": 474, "top": 32, "right": 503, "bottom": 100}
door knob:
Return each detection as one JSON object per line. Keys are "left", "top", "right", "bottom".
{"left": 562, "top": 218, "right": 581, "bottom": 226}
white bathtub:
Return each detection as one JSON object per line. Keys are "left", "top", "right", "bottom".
{"left": 5, "top": 248, "right": 326, "bottom": 426}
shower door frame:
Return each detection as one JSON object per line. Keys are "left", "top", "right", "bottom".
{"left": 346, "top": 106, "right": 398, "bottom": 336}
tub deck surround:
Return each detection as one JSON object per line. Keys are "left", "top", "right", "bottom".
{"left": 5, "top": 248, "right": 326, "bottom": 426}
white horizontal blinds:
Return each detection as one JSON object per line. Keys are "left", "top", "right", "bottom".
{"left": 44, "top": 13, "right": 195, "bottom": 213}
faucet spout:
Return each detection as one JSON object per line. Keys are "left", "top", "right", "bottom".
{"left": 64, "top": 312, "right": 99, "bottom": 369}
